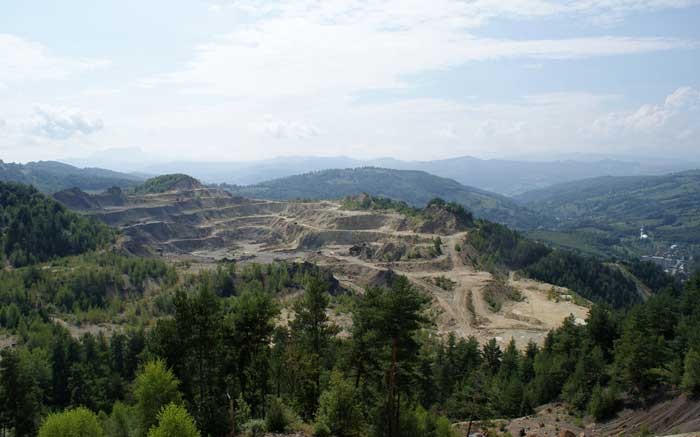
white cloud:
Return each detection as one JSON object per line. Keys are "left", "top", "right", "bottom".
{"left": 29, "top": 106, "right": 104, "bottom": 140}
{"left": 212, "top": 0, "right": 699, "bottom": 28}
{"left": 665, "top": 86, "right": 700, "bottom": 108}
{"left": 0, "top": 34, "right": 109, "bottom": 85}
{"left": 437, "top": 123, "right": 458, "bottom": 139}
{"left": 257, "top": 118, "right": 320, "bottom": 140}
{"left": 570, "top": 0, "right": 699, "bottom": 25}
{"left": 149, "top": 9, "right": 692, "bottom": 99}
{"left": 592, "top": 87, "right": 700, "bottom": 145}
{"left": 2, "top": 1, "right": 699, "bottom": 164}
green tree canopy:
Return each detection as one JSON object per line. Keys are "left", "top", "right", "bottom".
{"left": 147, "top": 403, "right": 201, "bottom": 437}
{"left": 134, "top": 359, "right": 183, "bottom": 435}
{"left": 37, "top": 407, "right": 105, "bottom": 437}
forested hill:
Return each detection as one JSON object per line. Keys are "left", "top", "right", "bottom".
{"left": 0, "top": 160, "right": 143, "bottom": 193}
{"left": 466, "top": 220, "right": 678, "bottom": 308}
{"left": 0, "top": 182, "right": 114, "bottom": 266}
{"left": 132, "top": 173, "right": 203, "bottom": 194}
{"left": 516, "top": 170, "right": 700, "bottom": 244}
{"left": 224, "top": 167, "right": 543, "bottom": 230}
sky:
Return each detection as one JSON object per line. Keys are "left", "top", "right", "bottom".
{"left": 1, "top": 0, "right": 699, "bottom": 165}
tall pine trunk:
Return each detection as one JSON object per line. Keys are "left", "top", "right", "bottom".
{"left": 387, "top": 336, "right": 399, "bottom": 437}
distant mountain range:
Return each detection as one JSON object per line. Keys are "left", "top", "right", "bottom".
{"left": 0, "top": 160, "right": 143, "bottom": 193}
{"left": 121, "top": 155, "right": 698, "bottom": 196}
{"left": 224, "top": 167, "right": 544, "bottom": 230}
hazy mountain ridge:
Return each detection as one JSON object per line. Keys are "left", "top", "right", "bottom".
{"left": 134, "top": 154, "right": 698, "bottom": 196}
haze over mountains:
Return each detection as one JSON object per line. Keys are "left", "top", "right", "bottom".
{"left": 67, "top": 152, "right": 700, "bottom": 196}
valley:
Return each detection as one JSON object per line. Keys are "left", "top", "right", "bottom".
{"left": 519, "top": 170, "right": 700, "bottom": 272}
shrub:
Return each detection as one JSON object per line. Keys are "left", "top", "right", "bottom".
{"left": 435, "top": 416, "right": 456, "bottom": 437}
{"left": 242, "top": 419, "right": 267, "bottom": 437}
{"left": 682, "top": 349, "right": 700, "bottom": 396}
{"left": 233, "top": 394, "right": 252, "bottom": 434}
{"left": 134, "top": 359, "right": 183, "bottom": 434}
{"left": 433, "top": 275, "right": 457, "bottom": 291}
{"left": 106, "top": 401, "right": 138, "bottom": 437}
{"left": 38, "top": 407, "right": 105, "bottom": 437}
{"left": 265, "top": 397, "right": 295, "bottom": 433}
{"left": 147, "top": 404, "right": 200, "bottom": 437}
{"left": 587, "top": 384, "right": 618, "bottom": 421}
{"left": 315, "top": 371, "right": 367, "bottom": 437}
{"left": 313, "top": 421, "right": 332, "bottom": 437}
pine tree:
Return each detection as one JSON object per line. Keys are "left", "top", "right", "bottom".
{"left": 482, "top": 338, "right": 502, "bottom": 374}
{"left": 351, "top": 276, "right": 429, "bottom": 437}
{"left": 613, "top": 308, "right": 668, "bottom": 397}
{"left": 289, "top": 277, "right": 337, "bottom": 418}
{"left": 226, "top": 288, "right": 279, "bottom": 417}
{"left": 0, "top": 349, "right": 40, "bottom": 437}
{"left": 682, "top": 349, "right": 700, "bottom": 396}
{"left": 179, "top": 286, "right": 228, "bottom": 434}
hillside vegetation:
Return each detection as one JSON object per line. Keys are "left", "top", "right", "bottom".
{"left": 342, "top": 193, "right": 671, "bottom": 308}
{"left": 343, "top": 194, "right": 474, "bottom": 227}
{"left": 0, "top": 182, "right": 114, "bottom": 266}
{"left": 0, "top": 160, "right": 142, "bottom": 193}
{"left": 517, "top": 170, "right": 700, "bottom": 255}
{"left": 132, "top": 174, "right": 202, "bottom": 194}
{"left": 467, "top": 221, "right": 676, "bottom": 308}
{"left": 225, "top": 167, "right": 542, "bottom": 229}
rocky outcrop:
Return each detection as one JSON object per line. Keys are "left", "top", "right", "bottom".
{"left": 416, "top": 203, "right": 473, "bottom": 235}
{"left": 53, "top": 186, "right": 127, "bottom": 210}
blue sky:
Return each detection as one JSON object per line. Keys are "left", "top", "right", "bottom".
{"left": 1, "top": 0, "right": 699, "bottom": 165}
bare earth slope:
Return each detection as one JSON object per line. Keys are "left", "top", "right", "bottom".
{"left": 63, "top": 185, "right": 588, "bottom": 347}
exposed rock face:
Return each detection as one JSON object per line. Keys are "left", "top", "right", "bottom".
{"left": 416, "top": 204, "right": 473, "bottom": 235}
{"left": 368, "top": 269, "right": 400, "bottom": 288}
{"left": 349, "top": 242, "right": 408, "bottom": 261}
{"left": 53, "top": 186, "right": 127, "bottom": 210}
{"left": 374, "top": 241, "right": 407, "bottom": 262}
{"left": 349, "top": 243, "right": 374, "bottom": 259}
{"left": 286, "top": 262, "right": 342, "bottom": 295}
{"left": 53, "top": 187, "right": 100, "bottom": 210}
